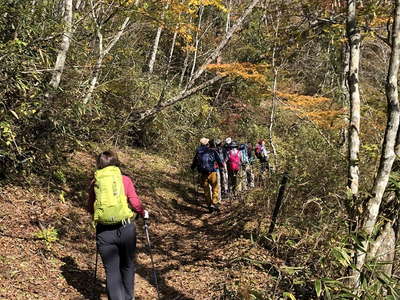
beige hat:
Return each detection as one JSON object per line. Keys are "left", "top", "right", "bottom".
{"left": 200, "top": 137, "right": 209, "bottom": 145}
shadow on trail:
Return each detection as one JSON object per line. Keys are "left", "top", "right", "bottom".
{"left": 135, "top": 260, "right": 195, "bottom": 300}
{"left": 60, "top": 256, "right": 104, "bottom": 300}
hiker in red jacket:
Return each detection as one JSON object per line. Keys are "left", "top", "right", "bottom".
{"left": 87, "top": 151, "right": 147, "bottom": 300}
{"left": 227, "top": 141, "right": 242, "bottom": 195}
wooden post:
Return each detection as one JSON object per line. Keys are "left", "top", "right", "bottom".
{"left": 268, "top": 172, "right": 289, "bottom": 235}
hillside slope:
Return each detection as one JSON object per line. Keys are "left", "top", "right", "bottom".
{"left": 0, "top": 147, "right": 281, "bottom": 300}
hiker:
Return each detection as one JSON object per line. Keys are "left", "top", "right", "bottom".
{"left": 246, "top": 142, "right": 255, "bottom": 188}
{"left": 227, "top": 141, "right": 242, "bottom": 195}
{"left": 191, "top": 137, "right": 223, "bottom": 212}
{"left": 238, "top": 143, "right": 251, "bottom": 191}
{"left": 215, "top": 139, "right": 229, "bottom": 197}
{"left": 223, "top": 137, "right": 233, "bottom": 193}
{"left": 209, "top": 139, "right": 222, "bottom": 202}
{"left": 87, "top": 151, "right": 147, "bottom": 300}
{"left": 255, "top": 140, "right": 270, "bottom": 174}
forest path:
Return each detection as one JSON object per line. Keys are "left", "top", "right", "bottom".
{"left": 0, "top": 147, "right": 275, "bottom": 300}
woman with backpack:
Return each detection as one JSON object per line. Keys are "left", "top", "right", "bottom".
{"left": 227, "top": 141, "right": 242, "bottom": 195}
{"left": 255, "top": 140, "right": 270, "bottom": 174}
{"left": 87, "top": 151, "right": 147, "bottom": 300}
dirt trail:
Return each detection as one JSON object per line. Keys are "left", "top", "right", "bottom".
{"left": 0, "top": 148, "right": 275, "bottom": 300}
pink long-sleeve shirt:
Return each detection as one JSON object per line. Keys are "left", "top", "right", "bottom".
{"left": 88, "top": 175, "right": 145, "bottom": 217}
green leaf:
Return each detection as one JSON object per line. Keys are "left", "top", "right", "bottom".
{"left": 283, "top": 292, "right": 296, "bottom": 300}
{"left": 10, "top": 110, "right": 19, "bottom": 119}
{"left": 280, "top": 266, "right": 304, "bottom": 275}
{"left": 315, "top": 279, "right": 322, "bottom": 297}
{"left": 331, "top": 247, "right": 351, "bottom": 267}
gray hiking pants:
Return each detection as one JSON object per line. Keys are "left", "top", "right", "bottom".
{"left": 221, "top": 165, "right": 229, "bottom": 194}
{"left": 96, "top": 221, "right": 137, "bottom": 300}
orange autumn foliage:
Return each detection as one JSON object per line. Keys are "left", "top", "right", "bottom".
{"left": 276, "top": 91, "right": 346, "bottom": 129}
{"left": 206, "top": 63, "right": 267, "bottom": 82}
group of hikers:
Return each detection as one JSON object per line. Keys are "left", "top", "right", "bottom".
{"left": 190, "top": 137, "right": 270, "bottom": 213}
{"left": 86, "top": 141, "right": 270, "bottom": 299}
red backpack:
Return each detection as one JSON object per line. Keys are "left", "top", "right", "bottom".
{"left": 228, "top": 149, "right": 240, "bottom": 171}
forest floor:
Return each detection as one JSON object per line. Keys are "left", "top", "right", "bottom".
{"left": 0, "top": 147, "right": 292, "bottom": 300}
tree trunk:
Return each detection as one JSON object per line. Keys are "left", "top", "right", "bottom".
{"left": 49, "top": 0, "right": 73, "bottom": 89}
{"left": 269, "top": 68, "right": 278, "bottom": 172}
{"left": 83, "top": 14, "right": 130, "bottom": 104}
{"left": 139, "top": 75, "right": 225, "bottom": 121}
{"left": 165, "top": 26, "right": 179, "bottom": 78}
{"left": 179, "top": 15, "right": 193, "bottom": 88}
{"left": 268, "top": 172, "right": 289, "bottom": 235}
{"left": 137, "top": 0, "right": 261, "bottom": 122}
{"left": 148, "top": 3, "right": 169, "bottom": 74}
{"left": 268, "top": 7, "right": 281, "bottom": 172}
{"left": 367, "top": 220, "right": 396, "bottom": 278}
{"left": 346, "top": 0, "right": 361, "bottom": 201}
{"left": 188, "top": 5, "right": 204, "bottom": 85}
{"left": 340, "top": 43, "right": 350, "bottom": 151}
{"left": 351, "top": 0, "right": 400, "bottom": 288}
{"left": 225, "top": 0, "right": 232, "bottom": 33}
{"left": 186, "top": 0, "right": 261, "bottom": 88}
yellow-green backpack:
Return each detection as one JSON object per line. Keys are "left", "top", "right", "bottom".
{"left": 93, "top": 166, "right": 134, "bottom": 224}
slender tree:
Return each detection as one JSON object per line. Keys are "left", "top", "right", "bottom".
{"left": 83, "top": 1, "right": 130, "bottom": 104}
{"left": 346, "top": 0, "right": 361, "bottom": 204}
{"left": 351, "top": 0, "right": 400, "bottom": 288}
{"left": 49, "top": 0, "right": 73, "bottom": 89}
{"left": 138, "top": 0, "right": 262, "bottom": 122}
{"left": 148, "top": 2, "right": 169, "bottom": 74}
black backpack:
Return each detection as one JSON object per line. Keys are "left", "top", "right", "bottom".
{"left": 197, "top": 149, "right": 215, "bottom": 173}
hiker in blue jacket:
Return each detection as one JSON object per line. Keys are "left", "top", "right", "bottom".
{"left": 191, "top": 138, "right": 223, "bottom": 212}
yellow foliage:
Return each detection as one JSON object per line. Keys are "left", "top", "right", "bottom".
{"left": 277, "top": 91, "right": 346, "bottom": 129}
{"left": 369, "top": 17, "right": 390, "bottom": 27}
{"left": 187, "top": 0, "right": 227, "bottom": 12}
{"left": 183, "top": 45, "right": 197, "bottom": 52}
{"left": 175, "top": 23, "right": 196, "bottom": 44}
{"left": 206, "top": 63, "right": 268, "bottom": 82}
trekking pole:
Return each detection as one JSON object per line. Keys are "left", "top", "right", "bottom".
{"left": 192, "top": 171, "right": 199, "bottom": 201}
{"left": 93, "top": 246, "right": 98, "bottom": 296}
{"left": 143, "top": 212, "right": 161, "bottom": 300}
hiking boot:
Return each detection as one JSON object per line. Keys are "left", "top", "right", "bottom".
{"left": 208, "top": 204, "right": 220, "bottom": 213}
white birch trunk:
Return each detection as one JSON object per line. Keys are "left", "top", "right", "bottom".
{"left": 83, "top": 15, "right": 130, "bottom": 104}
{"left": 367, "top": 221, "right": 396, "bottom": 278}
{"left": 138, "top": 0, "right": 261, "bottom": 122}
{"left": 346, "top": 0, "right": 361, "bottom": 199}
{"left": 340, "top": 43, "right": 350, "bottom": 151}
{"left": 225, "top": 0, "right": 232, "bottom": 33}
{"left": 269, "top": 68, "right": 278, "bottom": 172}
{"left": 269, "top": 9, "right": 280, "bottom": 172}
{"left": 148, "top": 27, "right": 163, "bottom": 74}
{"left": 179, "top": 47, "right": 190, "bottom": 88}
{"left": 49, "top": 0, "right": 73, "bottom": 89}
{"left": 187, "top": 0, "right": 261, "bottom": 88}
{"left": 351, "top": 0, "right": 400, "bottom": 288}
{"left": 165, "top": 29, "right": 178, "bottom": 77}
{"left": 148, "top": 3, "right": 169, "bottom": 74}
{"left": 179, "top": 15, "right": 193, "bottom": 88}
{"left": 188, "top": 5, "right": 204, "bottom": 85}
